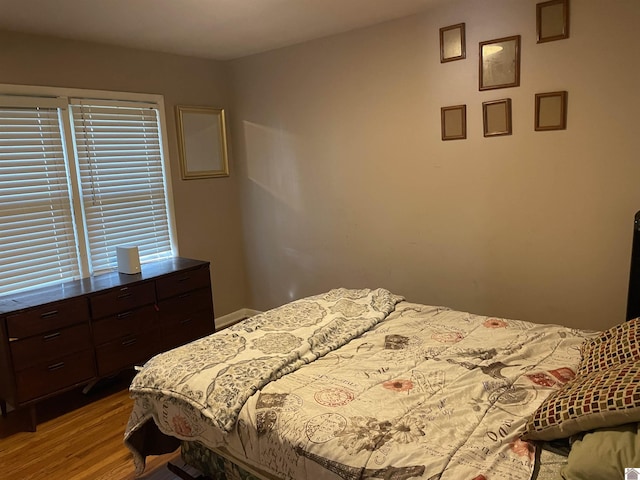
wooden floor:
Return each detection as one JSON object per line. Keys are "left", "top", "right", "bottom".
{"left": 0, "top": 371, "right": 201, "bottom": 480}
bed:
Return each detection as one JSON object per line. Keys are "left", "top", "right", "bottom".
{"left": 124, "top": 288, "right": 640, "bottom": 480}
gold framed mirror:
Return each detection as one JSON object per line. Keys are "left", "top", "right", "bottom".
{"left": 176, "top": 105, "right": 229, "bottom": 179}
{"left": 479, "top": 35, "right": 521, "bottom": 91}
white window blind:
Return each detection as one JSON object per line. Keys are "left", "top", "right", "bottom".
{"left": 0, "top": 102, "right": 81, "bottom": 294}
{"left": 0, "top": 86, "right": 176, "bottom": 296}
{"left": 70, "top": 100, "right": 174, "bottom": 274}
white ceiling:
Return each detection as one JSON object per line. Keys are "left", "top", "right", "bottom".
{"left": 0, "top": 0, "right": 444, "bottom": 60}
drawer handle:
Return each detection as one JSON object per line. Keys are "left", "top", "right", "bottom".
{"left": 40, "top": 310, "right": 59, "bottom": 319}
{"left": 43, "top": 332, "right": 61, "bottom": 341}
{"left": 122, "top": 338, "right": 137, "bottom": 347}
{"left": 48, "top": 362, "right": 65, "bottom": 371}
{"left": 180, "top": 317, "right": 193, "bottom": 324}
{"left": 178, "top": 293, "right": 191, "bottom": 299}
{"left": 177, "top": 275, "right": 190, "bottom": 283}
{"left": 117, "top": 311, "right": 133, "bottom": 319}
{"left": 117, "top": 292, "right": 133, "bottom": 299}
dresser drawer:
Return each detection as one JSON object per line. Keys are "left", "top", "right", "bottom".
{"left": 15, "top": 349, "right": 96, "bottom": 403}
{"left": 95, "top": 331, "right": 160, "bottom": 376}
{"left": 6, "top": 297, "right": 90, "bottom": 339}
{"left": 92, "top": 304, "right": 158, "bottom": 345}
{"left": 89, "top": 282, "right": 155, "bottom": 319}
{"left": 162, "top": 310, "right": 214, "bottom": 350}
{"left": 156, "top": 267, "right": 210, "bottom": 300}
{"left": 158, "top": 287, "right": 213, "bottom": 320}
{"left": 10, "top": 323, "right": 92, "bottom": 371}
{"left": 161, "top": 307, "right": 214, "bottom": 332}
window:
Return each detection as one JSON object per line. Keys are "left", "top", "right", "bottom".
{"left": 0, "top": 86, "right": 177, "bottom": 295}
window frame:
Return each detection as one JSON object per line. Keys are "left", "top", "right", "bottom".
{"left": 0, "top": 83, "right": 179, "bottom": 292}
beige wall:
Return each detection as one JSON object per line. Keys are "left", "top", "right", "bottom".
{"left": 2, "top": 0, "right": 640, "bottom": 330}
{"left": 228, "top": 0, "right": 640, "bottom": 330}
{"left": 0, "top": 30, "right": 249, "bottom": 319}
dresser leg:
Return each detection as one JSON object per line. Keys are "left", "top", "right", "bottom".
{"left": 82, "top": 379, "right": 98, "bottom": 395}
{"left": 29, "top": 405, "right": 37, "bottom": 432}
{"left": 0, "top": 399, "right": 6, "bottom": 417}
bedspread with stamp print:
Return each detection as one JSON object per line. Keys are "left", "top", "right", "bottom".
{"left": 125, "top": 295, "right": 593, "bottom": 480}
{"left": 125, "top": 288, "right": 402, "bottom": 470}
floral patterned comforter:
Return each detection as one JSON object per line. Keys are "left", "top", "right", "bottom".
{"left": 125, "top": 290, "right": 592, "bottom": 480}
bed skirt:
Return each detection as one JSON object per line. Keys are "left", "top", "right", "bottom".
{"left": 180, "top": 440, "right": 568, "bottom": 480}
{"left": 181, "top": 441, "right": 275, "bottom": 480}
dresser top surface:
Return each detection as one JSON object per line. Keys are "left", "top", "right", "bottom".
{"left": 0, "top": 257, "right": 209, "bottom": 315}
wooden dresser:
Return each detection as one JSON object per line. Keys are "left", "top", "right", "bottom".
{"left": 0, "top": 257, "right": 214, "bottom": 430}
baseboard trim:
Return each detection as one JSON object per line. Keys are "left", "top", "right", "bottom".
{"left": 215, "top": 308, "right": 261, "bottom": 330}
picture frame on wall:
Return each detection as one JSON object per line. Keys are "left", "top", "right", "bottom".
{"left": 440, "top": 23, "right": 466, "bottom": 63}
{"left": 537, "top": 0, "right": 570, "bottom": 43}
{"left": 535, "top": 91, "right": 568, "bottom": 131}
{"left": 441, "top": 105, "right": 467, "bottom": 141}
{"left": 483, "top": 98, "right": 512, "bottom": 137}
{"left": 479, "top": 35, "right": 521, "bottom": 91}
{"left": 176, "top": 105, "right": 230, "bottom": 179}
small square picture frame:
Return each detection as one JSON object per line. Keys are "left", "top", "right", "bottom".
{"left": 440, "top": 23, "right": 466, "bottom": 63}
{"left": 537, "top": 0, "right": 570, "bottom": 43}
{"left": 483, "top": 99, "right": 512, "bottom": 137}
{"left": 535, "top": 91, "right": 568, "bottom": 131}
{"left": 441, "top": 105, "right": 467, "bottom": 141}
